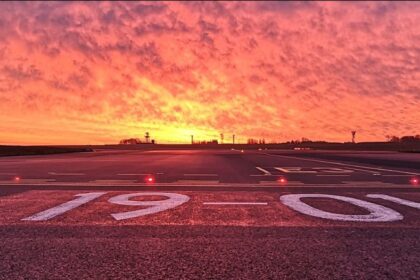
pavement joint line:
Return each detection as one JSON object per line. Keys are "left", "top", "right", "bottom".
{"left": 316, "top": 174, "right": 350, "bottom": 177}
{"left": 382, "top": 175, "right": 413, "bottom": 177}
{"left": 48, "top": 172, "right": 85, "bottom": 176}
{"left": 175, "top": 180, "right": 220, "bottom": 184}
{"left": 203, "top": 202, "right": 268, "bottom": 205}
{"left": 0, "top": 182, "right": 416, "bottom": 189}
{"left": 91, "top": 180, "right": 137, "bottom": 183}
{"left": 263, "top": 153, "right": 420, "bottom": 176}
{"left": 183, "top": 174, "right": 218, "bottom": 176}
{"left": 117, "top": 173, "right": 153, "bottom": 176}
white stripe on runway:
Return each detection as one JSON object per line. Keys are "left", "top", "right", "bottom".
{"left": 255, "top": 167, "right": 271, "bottom": 175}
{"left": 264, "top": 153, "right": 419, "bottom": 175}
{"left": 48, "top": 172, "right": 85, "bottom": 176}
{"left": 203, "top": 202, "right": 268, "bottom": 205}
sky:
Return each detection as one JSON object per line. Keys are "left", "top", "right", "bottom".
{"left": 0, "top": 1, "right": 419, "bottom": 145}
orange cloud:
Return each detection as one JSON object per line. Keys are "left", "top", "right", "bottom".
{"left": 0, "top": 1, "right": 419, "bottom": 144}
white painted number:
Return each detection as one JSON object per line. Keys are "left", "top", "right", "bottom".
{"left": 109, "top": 192, "right": 190, "bottom": 220}
{"left": 22, "top": 192, "right": 107, "bottom": 221}
{"left": 280, "top": 194, "right": 403, "bottom": 222}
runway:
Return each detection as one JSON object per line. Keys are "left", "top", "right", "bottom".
{"left": 0, "top": 149, "right": 418, "bottom": 187}
{"left": 0, "top": 149, "right": 419, "bottom": 279}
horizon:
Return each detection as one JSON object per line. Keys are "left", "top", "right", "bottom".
{"left": 0, "top": 2, "right": 419, "bottom": 145}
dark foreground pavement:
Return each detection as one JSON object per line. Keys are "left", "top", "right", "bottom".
{"left": 0, "top": 149, "right": 419, "bottom": 279}
{"left": 1, "top": 225, "right": 420, "bottom": 279}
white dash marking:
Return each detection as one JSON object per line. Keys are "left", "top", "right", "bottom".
{"left": 256, "top": 167, "right": 271, "bottom": 175}
{"left": 203, "top": 202, "right": 268, "bottom": 205}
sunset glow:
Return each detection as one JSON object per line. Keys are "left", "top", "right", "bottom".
{"left": 0, "top": 1, "right": 419, "bottom": 144}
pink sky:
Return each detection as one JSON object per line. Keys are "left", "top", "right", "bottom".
{"left": 0, "top": 1, "right": 419, "bottom": 144}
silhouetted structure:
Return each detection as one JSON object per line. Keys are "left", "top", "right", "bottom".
{"left": 120, "top": 132, "right": 156, "bottom": 145}
{"left": 232, "top": 134, "right": 235, "bottom": 144}
{"left": 119, "top": 138, "right": 141, "bottom": 145}
{"left": 351, "top": 131, "right": 356, "bottom": 143}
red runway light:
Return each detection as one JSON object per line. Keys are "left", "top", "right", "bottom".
{"left": 14, "top": 176, "right": 20, "bottom": 182}
{"left": 410, "top": 177, "right": 419, "bottom": 185}
{"left": 145, "top": 175, "right": 155, "bottom": 183}
{"left": 278, "top": 176, "right": 287, "bottom": 185}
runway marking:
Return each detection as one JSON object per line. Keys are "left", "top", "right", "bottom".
{"left": 367, "top": 194, "right": 420, "bottom": 209}
{"left": 275, "top": 167, "right": 316, "bottom": 173}
{"left": 265, "top": 154, "right": 419, "bottom": 175}
{"left": 22, "top": 192, "right": 107, "bottom": 221}
{"left": 48, "top": 172, "right": 85, "bottom": 176}
{"left": 382, "top": 175, "right": 413, "bottom": 177}
{"left": 313, "top": 167, "right": 353, "bottom": 173}
{"left": 345, "top": 167, "right": 380, "bottom": 175}
{"left": 109, "top": 192, "right": 190, "bottom": 220}
{"left": 280, "top": 194, "right": 403, "bottom": 222}
{"left": 203, "top": 202, "right": 268, "bottom": 205}
{"left": 183, "top": 174, "right": 218, "bottom": 176}
{"left": 256, "top": 167, "right": 272, "bottom": 175}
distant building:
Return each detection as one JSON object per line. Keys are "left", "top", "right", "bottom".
{"left": 119, "top": 137, "right": 156, "bottom": 145}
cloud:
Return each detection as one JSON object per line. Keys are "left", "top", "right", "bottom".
{"left": 0, "top": 1, "right": 419, "bottom": 144}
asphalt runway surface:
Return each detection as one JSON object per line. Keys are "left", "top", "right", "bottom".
{"left": 0, "top": 149, "right": 419, "bottom": 279}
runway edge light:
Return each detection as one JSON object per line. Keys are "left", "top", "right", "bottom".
{"left": 145, "top": 175, "right": 155, "bottom": 183}
{"left": 278, "top": 176, "right": 287, "bottom": 185}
